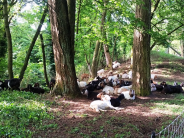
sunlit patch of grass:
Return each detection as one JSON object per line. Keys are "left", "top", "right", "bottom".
{"left": 0, "top": 90, "right": 55, "bottom": 138}
{"left": 150, "top": 94, "right": 184, "bottom": 115}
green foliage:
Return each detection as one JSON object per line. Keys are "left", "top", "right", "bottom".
{"left": 0, "top": 90, "right": 54, "bottom": 137}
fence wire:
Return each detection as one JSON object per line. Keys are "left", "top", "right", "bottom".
{"left": 151, "top": 111, "right": 184, "bottom": 138}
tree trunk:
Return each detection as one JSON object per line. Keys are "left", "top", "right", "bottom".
{"left": 19, "top": 6, "right": 48, "bottom": 80}
{"left": 180, "top": 40, "right": 184, "bottom": 57}
{"left": 112, "top": 36, "right": 118, "bottom": 62}
{"left": 3, "top": 0, "right": 13, "bottom": 79}
{"left": 103, "top": 44, "right": 112, "bottom": 68}
{"left": 91, "top": 40, "right": 101, "bottom": 78}
{"left": 40, "top": 33, "right": 49, "bottom": 87}
{"left": 132, "top": 0, "right": 151, "bottom": 96}
{"left": 101, "top": 0, "right": 112, "bottom": 69}
{"left": 48, "top": 0, "right": 80, "bottom": 97}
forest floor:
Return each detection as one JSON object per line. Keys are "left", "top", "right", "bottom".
{"left": 33, "top": 51, "right": 184, "bottom": 138}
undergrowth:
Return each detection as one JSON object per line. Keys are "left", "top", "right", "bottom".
{"left": 0, "top": 90, "right": 55, "bottom": 138}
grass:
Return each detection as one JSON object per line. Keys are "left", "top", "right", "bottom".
{"left": 0, "top": 90, "right": 55, "bottom": 138}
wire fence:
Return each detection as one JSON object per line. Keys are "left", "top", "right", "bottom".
{"left": 151, "top": 111, "right": 184, "bottom": 138}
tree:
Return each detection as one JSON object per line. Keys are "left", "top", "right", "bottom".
{"left": 48, "top": 0, "right": 80, "bottom": 97}
{"left": 40, "top": 33, "right": 49, "bottom": 87}
{"left": 19, "top": 6, "right": 48, "bottom": 80}
{"left": 3, "top": 0, "right": 14, "bottom": 79}
{"left": 132, "top": 0, "right": 151, "bottom": 96}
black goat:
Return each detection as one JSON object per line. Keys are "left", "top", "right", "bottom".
{"left": 81, "top": 89, "right": 101, "bottom": 100}
{"left": 49, "top": 79, "right": 56, "bottom": 90}
{"left": 110, "top": 94, "right": 125, "bottom": 107}
{"left": 1, "top": 78, "right": 21, "bottom": 91}
{"left": 161, "top": 83, "right": 183, "bottom": 94}
{"left": 28, "top": 84, "right": 44, "bottom": 94}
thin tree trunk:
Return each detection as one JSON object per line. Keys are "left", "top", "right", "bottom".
{"left": 48, "top": 0, "right": 80, "bottom": 97}
{"left": 19, "top": 6, "right": 48, "bottom": 80}
{"left": 3, "top": 0, "right": 13, "bottom": 79}
{"left": 101, "top": 0, "right": 112, "bottom": 69}
{"left": 76, "top": 0, "right": 82, "bottom": 34}
{"left": 180, "top": 40, "right": 184, "bottom": 57}
{"left": 40, "top": 33, "right": 49, "bottom": 87}
{"left": 91, "top": 40, "right": 101, "bottom": 78}
{"left": 112, "top": 35, "right": 118, "bottom": 62}
{"left": 132, "top": 0, "right": 151, "bottom": 96}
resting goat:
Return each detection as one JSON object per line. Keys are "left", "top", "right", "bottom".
{"left": 1, "top": 78, "right": 21, "bottom": 91}
{"left": 121, "top": 89, "right": 135, "bottom": 100}
{"left": 90, "top": 94, "right": 122, "bottom": 113}
{"left": 28, "top": 84, "right": 44, "bottom": 94}
{"left": 97, "top": 93, "right": 125, "bottom": 107}
{"left": 161, "top": 82, "right": 183, "bottom": 94}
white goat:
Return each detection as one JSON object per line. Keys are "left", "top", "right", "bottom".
{"left": 113, "top": 62, "right": 121, "bottom": 69}
{"left": 122, "top": 73, "right": 129, "bottom": 79}
{"left": 114, "top": 86, "right": 131, "bottom": 95}
{"left": 102, "top": 85, "right": 114, "bottom": 95}
{"left": 128, "top": 70, "right": 132, "bottom": 79}
{"left": 108, "top": 75, "right": 118, "bottom": 82}
{"left": 77, "top": 80, "right": 87, "bottom": 88}
{"left": 151, "top": 83, "right": 157, "bottom": 91}
{"left": 97, "top": 69, "right": 105, "bottom": 76}
{"left": 90, "top": 95, "right": 122, "bottom": 112}
{"left": 121, "top": 89, "right": 135, "bottom": 100}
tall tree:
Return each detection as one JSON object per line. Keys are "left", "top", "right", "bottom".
{"left": 40, "top": 33, "right": 49, "bottom": 87}
{"left": 19, "top": 6, "right": 48, "bottom": 80}
{"left": 132, "top": 0, "right": 151, "bottom": 96}
{"left": 48, "top": 0, "right": 80, "bottom": 97}
{"left": 3, "top": 0, "right": 14, "bottom": 79}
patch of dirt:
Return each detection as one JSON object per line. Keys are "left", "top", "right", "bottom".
{"left": 33, "top": 58, "right": 184, "bottom": 138}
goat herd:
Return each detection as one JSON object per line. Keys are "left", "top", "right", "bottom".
{"left": 77, "top": 61, "right": 184, "bottom": 112}
{"left": 0, "top": 60, "right": 184, "bottom": 113}
{"left": 0, "top": 78, "right": 56, "bottom": 94}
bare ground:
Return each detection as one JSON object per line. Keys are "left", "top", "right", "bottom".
{"left": 33, "top": 58, "right": 184, "bottom": 138}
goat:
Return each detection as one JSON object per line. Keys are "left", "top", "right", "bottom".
{"left": 151, "top": 83, "right": 157, "bottom": 92}
{"left": 113, "top": 62, "right": 120, "bottom": 69}
{"left": 90, "top": 94, "right": 122, "bottom": 113}
{"left": 154, "top": 84, "right": 163, "bottom": 91}
{"left": 114, "top": 86, "right": 131, "bottom": 95}
{"left": 151, "top": 74, "right": 157, "bottom": 80}
{"left": 161, "top": 82, "right": 183, "bottom": 94}
{"left": 128, "top": 70, "right": 132, "bottom": 79}
{"left": 49, "top": 78, "right": 56, "bottom": 90}
{"left": 121, "top": 89, "right": 135, "bottom": 100}
{"left": 81, "top": 73, "right": 90, "bottom": 81}
{"left": 1, "top": 78, "right": 21, "bottom": 91}
{"left": 81, "top": 89, "right": 101, "bottom": 100}
{"left": 97, "top": 93, "right": 125, "bottom": 107}
{"left": 34, "top": 82, "right": 40, "bottom": 87}
{"left": 97, "top": 69, "right": 105, "bottom": 76}
{"left": 122, "top": 72, "right": 129, "bottom": 79}
{"left": 102, "top": 85, "right": 114, "bottom": 95}
{"left": 108, "top": 75, "right": 118, "bottom": 82}
{"left": 77, "top": 80, "right": 87, "bottom": 88}
{"left": 27, "top": 84, "right": 44, "bottom": 94}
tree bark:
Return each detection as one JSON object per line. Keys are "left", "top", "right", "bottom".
{"left": 101, "top": 0, "right": 112, "bottom": 69}
{"left": 40, "top": 33, "right": 49, "bottom": 87}
{"left": 180, "top": 40, "right": 184, "bottom": 57}
{"left": 3, "top": 0, "right": 13, "bottom": 79}
{"left": 91, "top": 40, "right": 101, "bottom": 78}
{"left": 132, "top": 0, "right": 151, "bottom": 96}
{"left": 48, "top": 0, "right": 80, "bottom": 97}
{"left": 19, "top": 6, "right": 48, "bottom": 80}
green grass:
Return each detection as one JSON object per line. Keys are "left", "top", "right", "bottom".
{"left": 0, "top": 90, "right": 55, "bottom": 138}
{"left": 150, "top": 93, "right": 184, "bottom": 115}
